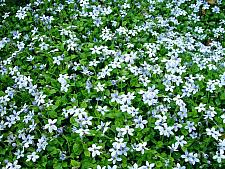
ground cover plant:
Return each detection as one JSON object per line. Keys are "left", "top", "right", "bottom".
{"left": 0, "top": 0, "right": 225, "bottom": 168}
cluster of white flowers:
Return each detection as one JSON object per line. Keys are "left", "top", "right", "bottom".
{"left": 138, "top": 86, "right": 159, "bottom": 106}
{"left": 15, "top": 6, "right": 28, "bottom": 20}
{"left": 0, "top": 0, "right": 225, "bottom": 168}
{"left": 58, "top": 74, "right": 70, "bottom": 92}
{"left": 109, "top": 138, "right": 129, "bottom": 164}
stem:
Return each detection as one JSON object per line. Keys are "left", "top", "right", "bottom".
{"left": 63, "top": 135, "right": 71, "bottom": 154}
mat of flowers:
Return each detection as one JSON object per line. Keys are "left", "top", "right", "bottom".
{"left": 0, "top": 0, "right": 225, "bottom": 168}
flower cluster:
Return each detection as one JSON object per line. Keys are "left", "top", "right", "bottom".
{"left": 0, "top": 0, "right": 225, "bottom": 168}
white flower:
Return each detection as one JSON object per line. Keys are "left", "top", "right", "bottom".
{"left": 128, "top": 163, "right": 139, "bottom": 169}
{"left": 44, "top": 119, "right": 57, "bottom": 133}
{"left": 39, "top": 42, "right": 49, "bottom": 50}
{"left": 14, "top": 149, "right": 24, "bottom": 159}
{"left": 75, "top": 128, "right": 90, "bottom": 137}
{"left": 61, "top": 83, "right": 70, "bottom": 92}
{"left": 206, "top": 127, "right": 221, "bottom": 140}
{"left": 213, "top": 150, "right": 225, "bottom": 163}
{"left": 97, "top": 121, "right": 111, "bottom": 134}
{"left": 139, "top": 161, "right": 155, "bottom": 169}
{"left": 26, "top": 152, "right": 39, "bottom": 162}
{"left": 221, "top": 114, "right": 225, "bottom": 123}
{"left": 195, "top": 103, "right": 206, "bottom": 112}
{"left": 168, "top": 143, "right": 179, "bottom": 152}
{"left": 218, "top": 139, "right": 225, "bottom": 151}
{"left": 53, "top": 56, "right": 64, "bottom": 65}
{"left": 204, "top": 106, "right": 217, "bottom": 120}
{"left": 135, "top": 142, "right": 149, "bottom": 154}
{"left": 154, "top": 123, "right": 174, "bottom": 137}
{"left": 120, "top": 125, "right": 134, "bottom": 136}
{"left": 2, "top": 160, "right": 21, "bottom": 169}
{"left": 58, "top": 74, "right": 69, "bottom": 85}
{"left": 138, "top": 85, "right": 159, "bottom": 106}
{"left": 181, "top": 151, "right": 199, "bottom": 165}
{"left": 175, "top": 135, "right": 187, "bottom": 147}
{"left": 35, "top": 92, "right": 46, "bottom": 106}
{"left": 15, "top": 9, "right": 27, "bottom": 20}
{"left": 90, "top": 46, "right": 101, "bottom": 54}
{"left": 97, "top": 165, "right": 106, "bottom": 169}
{"left": 88, "top": 144, "right": 102, "bottom": 157}
{"left": 173, "top": 163, "right": 186, "bottom": 169}
{"left": 94, "top": 82, "right": 105, "bottom": 92}
{"left": 58, "top": 74, "right": 70, "bottom": 92}
{"left": 185, "top": 121, "right": 196, "bottom": 133}
{"left": 111, "top": 91, "right": 120, "bottom": 102}
{"left": 133, "top": 116, "right": 148, "bottom": 129}
{"left": 97, "top": 106, "right": 109, "bottom": 115}
{"left": 107, "top": 165, "right": 117, "bottom": 169}
{"left": 212, "top": 6, "right": 220, "bottom": 13}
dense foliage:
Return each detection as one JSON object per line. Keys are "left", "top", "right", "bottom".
{"left": 0, "top": 0, "right": 225, "bottom": 168}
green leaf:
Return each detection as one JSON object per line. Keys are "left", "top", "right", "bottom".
{"left": 0, "top": 147, "right": 6, "bottom": 155}
{"left": 62, "top": 162, "right": 68, "bottom": 167}
{"left": 47, "top": 146, "right": 58, "bottom": 155}
{"left": 49, "top": 89, "right": 57, "bottom": 94}
{"left": 81, "top": 159, "right": 94, "bottom": 169}
{"left": 181, "top": 128, "right": 188, "bottom": 136}
{"left": 49, "top": 111, "right": 57, "bottom": 118}
{"left": 71, "top": 160, "right": 81, "bottom": 167}
{"left": 83, "top": 144, "right": 90, "bottom": 157}
{"left": 156, "top": 161, "right": 163, "bottom": 167}
{"left": 80, "top": 101, "right": 87, "bottom": 108}
{"left": 41, "top": 156, "right": 48, "bottom": 167}
{"left": 72, "top": 143, "right": 83, "bottom": 156}
{"left": 156, "top": 141, "right": 164, "bottom": 148}
{"left": 221, "top": 93, "right": 225, "bottom": 100}
{"left": 84, "top": 150, "right": 90, "bottom": 157}
{"left": 53, "top": 163, "right": 63, "bottom": 169}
